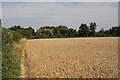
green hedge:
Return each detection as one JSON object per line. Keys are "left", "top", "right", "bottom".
{"left": 2, "top": 28, "right": 22, "bottom": 78}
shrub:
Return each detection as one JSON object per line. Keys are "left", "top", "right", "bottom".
{"left": 2, "top": 28, "right": 23, "bottom": 78}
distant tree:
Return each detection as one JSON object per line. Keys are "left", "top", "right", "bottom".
{"left": 10, "top": 25, "right": 22, "bottom": 30}
{"left": 78, "top": 23, "right": 89, "bottom": 37}
{"left": 9, "top": 25, "right": 35, "bottom": 39}
{"left": 89, "top": 22, "right": 97, "bottom": 37}
{"left": 110, "top": 26, "right": 120, "bottom": 36}
{"left": 99, "top": 28, "right": 104, "bottom": 33}
{"left": 104, "top": 30, "right": 111, "bottom": 37}
{"left": 68, "top": 28, "right": 77, "bottom": 37}
{"left": 57, "top": 25, "right": 69, "bottom": 37}
{"left": 96, "top": 28, "right": 106, "bottom": 37}
{"left": 53, "top": 27, "right": 59, "bottom": 37}
{"left": 8, "top": 22, "right": 120, "bottom": 39}
{"left": 27, "top": 27, "right": 35, "bottom": 38}
{"left": 53, "top": 25, "right": 69, "bottom": 37}
{"left": 28, "top": 27, "right": 35, "bottom": 34}
{"left": 36, "top": 26, "right": 55, "bottom": 38}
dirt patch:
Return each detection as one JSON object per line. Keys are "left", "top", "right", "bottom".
{"left": 24, "top": 37, "right": 118, "bottom": 78}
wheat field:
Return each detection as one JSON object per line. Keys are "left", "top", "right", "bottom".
{"left": 23, "top": 37, "right": 118, "bottom": 78}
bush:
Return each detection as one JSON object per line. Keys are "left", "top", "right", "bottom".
{"left": 2, "top": 28, "right": 23, "bottom": 78}
{"left": 13, "top": 31, "right": 23, "bottom": 43}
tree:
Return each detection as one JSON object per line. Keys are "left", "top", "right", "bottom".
{"left": 10, "top": 25, "right": 22, "bottom": 30}
{"left": 9, "top": 25, "right": 35, "bottom": 39}
{"left": 110, "top": 26, "right": 120, "bottom": 36}
{"left": 36, "top": 26, "right": 55, "bottom": 38}
{"left": 68, "top": 28, "right": 77, "bottom": 37}
{"left": 53, "top": 25, "right": 69, "bottom": 37}
{"left": 89, "top": 22, "right": 97, "bottom": 37}
{"left": 78, "top": 23, "right": 89, "bottom": 37}
{"left": 96, "top": 28, "right": 105, "bottom": 37}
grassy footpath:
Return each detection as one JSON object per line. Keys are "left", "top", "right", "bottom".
{"left": 2, "top": 39, "right": 26, "bottom": 78}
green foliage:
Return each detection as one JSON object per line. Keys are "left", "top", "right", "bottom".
{"left": 2, "top": 27, "right": 22, "bottom": 78}
{"left": 89, "top": 22, "right": 97, "bottom": 37}
{"left": 55, "top": 25, "right": 69, "bottom": 37}
{"left": 68, "top": 28, "right": 77, "bottom": 37}
{"left": 96, "top": 28, "right": 105, "bottom": 37}
{"left": 110, "top": 26, "right": 120, "bottom": 36}
{"left": 8, "top": 22, "right": 120, "bottom": 39}
{"left": 40, "top": 26, "right": 55, "bottom": 29}
{"left": 36, "top": 23, "right": 120, "bottom": 38}
{"left": 2, "top": 52, "right": 20, "bottom": 78}
{"left": 9, "top": 25, "right": 35, "bottom": 39}
{"left": 95, "top": 26, "right": 120, "bottom": 37}
{"left": 12, "top": 31, "right": 23, "bottom": 43}
{"left": 36, "top": 25, "right": 78, "bottom": 38}
{"left": 36, "top": 25, "right": 76, "bottom": 38}
{"left": 78, "top": 23, "right": 89, "bottom": 37}
{"left": 2, "top": 28, "right": 13, "bottom": 50}
{"left": 22, "top": 27, "right": 35, "bottom": 39}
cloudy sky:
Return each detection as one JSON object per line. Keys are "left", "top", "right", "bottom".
{"left": 2, "top": 2, "right": 118, "bottom": 30}
{"left": 0, "top": 2, "right": 1, "bottom": 19}
{"left": 1, "top": 0, "right": 120, "bottom": 2}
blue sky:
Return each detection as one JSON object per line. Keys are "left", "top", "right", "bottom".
{"left": 2, "top": 2, "right": 118, "bottom": 30}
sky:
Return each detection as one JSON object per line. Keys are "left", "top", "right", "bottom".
{"left": 2, "top": 2, "right": 118, "bottom": 30}
{"left": 0, "top": 2, "right": 1, "bottom": 19}
{"left": 1, "top": 0, "right": 120, "bottom": 2}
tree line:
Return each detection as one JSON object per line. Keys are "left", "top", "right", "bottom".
{"left": 8, "top": 22, "right": 120, "bottom": 39}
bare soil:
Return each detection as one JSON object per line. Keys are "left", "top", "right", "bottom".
{"left": 24, "top": 37, "right": 118, "bottom": 78}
